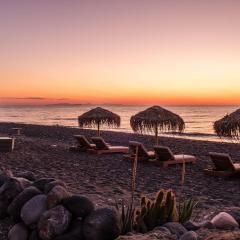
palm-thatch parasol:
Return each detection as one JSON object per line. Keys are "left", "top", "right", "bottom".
{"left": 130, "top": 105, "right": 185, "bottom": 144}
{"left": 78, "top": 107, "right": 120, "bottom": 136}
{"left": 214, "top": 108, "right": 240, "bottom": 140}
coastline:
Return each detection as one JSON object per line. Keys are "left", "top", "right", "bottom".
{"left": 0, "top": 122, "right": 239, "bottom": 239}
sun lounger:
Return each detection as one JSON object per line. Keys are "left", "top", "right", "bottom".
{"left": 153, "top": 146, "right": 196, "bottom": 167}
{"left": 69, "top": 135, "right": 96, "bottom": 151}
{"left": 204, "top": 152, "right": 240, "bottom": 177}
{"left": 90, "top": 137, "right": 129, "bottom": 154}
{"left": 123, "top": 141, "right": 155, "bottom": 161}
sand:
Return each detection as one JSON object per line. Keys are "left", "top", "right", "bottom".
{"left": 0, "top": 122, "right": 239, "bottom": 239}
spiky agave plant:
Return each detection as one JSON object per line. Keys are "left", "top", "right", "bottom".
{"left": 178, "top": 198, "right": 198, "bottom": 224}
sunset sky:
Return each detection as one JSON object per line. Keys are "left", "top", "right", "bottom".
{"left": 1, "top": 0, "right": 240, "bottom": 105}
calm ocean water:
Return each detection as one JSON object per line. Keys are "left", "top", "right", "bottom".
{"left": 0, "top": 105, "right": 238, "bottom": 142}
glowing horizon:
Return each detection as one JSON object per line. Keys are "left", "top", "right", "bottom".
{"left": 1, "top": 1, "right": 240, "bottom": 106}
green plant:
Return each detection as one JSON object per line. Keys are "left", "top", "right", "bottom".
{"left": 178, "top": 198, "right": 198, "bottom": 224}
{"left": 134, "top": 189, "right": 178, "bottom": 233}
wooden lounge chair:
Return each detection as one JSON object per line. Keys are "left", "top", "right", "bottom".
{"left": 90, "top": 137, "right": 129, "bottom": 154}
{"left": 124, "top": 141, "right": 155, "bottom": 161}
{"left": 153, "top": 146, "right": 196, "bottom": 167}
{"left": 69, "top": 135, "right": 96, "bottom": 152}
{"left": 204, "top": 152, "right": 240, "bottom": 177}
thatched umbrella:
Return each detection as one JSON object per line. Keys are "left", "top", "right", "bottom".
{"left": 214, "top": 108, "right": 240, "bottom": 140}
{"left": 130, "top": 105, "right": 185, "bottom": 144}
{"left": 78, "top": 107, "right": 120, "bottom": 135}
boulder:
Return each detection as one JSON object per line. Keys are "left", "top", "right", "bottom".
{"left": 0, "top": 169, "right": 13, "bottom": 186}
{"left": 83, "top": 208, "right": 120, "bottom": 240}
{"left": 183, "top": 220, "right": 201, "bottom": 231}
{"left": 54, "top": 219, "right": 84, "bottom": 240}
{"left": 28, "top": 230, "right": 40, "bottom": 240}
{"left": 62, "top": 195, "right": 94, "bottom": 219}
{"left": 8, "top": 223, "right": 29, "bottom": 240}
{"left": 211, "top": 212, "right": 239, "bottom": 229}
{"left": 153, "top": 226, "right": 171, "bottom": 235}
{"left": 179, "top": 231, "right": 198, "bottom": 240}
{"left": 44, "top": 180, "right": 67, "bottom": 194}
{"left": 16, "top": 171, "right": 36, "bottom": 181}
{"left": 33, "top": 178, "right": 55, "bottom": 191}
{"left": 163, "top": 222, "right": 187, "bottom": 238}
{"left": 54, "top": 235, "right": 80, "bottom": 240}
{"left": 199, "top": 221, "right": 215, "bottom": 229}
{"left": 38, "top": 205, "right": 72, "bottom": 240}
{"left": 15, "top": 177, "right": 32, "bottom": 188}
{"left": 46, "top": 185, "right": 71, "bottom": 209}
{"left": 0, "top": 177, "right": 28, "bottom": 202}
{"left": 0, "top": 199, "right": 10, "bottom": 219}
{"left": 21, "top": 194, "right": 47, "bottom": 227}
{"left": 8, "top": 186, "right": 41, "bottom": 222}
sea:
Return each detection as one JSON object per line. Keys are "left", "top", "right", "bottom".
{"left": 0, "top": 105, "right": 238, "bottom": 142}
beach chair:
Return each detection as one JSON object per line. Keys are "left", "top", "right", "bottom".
{"left": 90, "top": 137, "right": 129, "bottom": 154}
{"left": 69, "top": 135, "right": 96, "bottom": 151}
{"left": 124, "top": 141, "right": 155, "bottom": 162}
{"left": 153, "top": 146, "right": 196, "bottom": 167}
{"left": 204, "top": 152, "right": 240, "bottom": 177}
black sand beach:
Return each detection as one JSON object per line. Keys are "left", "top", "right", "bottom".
{"left": 0, "top": 122, "right": 239, "bottom": 239}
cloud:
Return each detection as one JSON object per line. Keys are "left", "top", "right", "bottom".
{"left": 1, "top": 97, "right": 69, "bottom": 101}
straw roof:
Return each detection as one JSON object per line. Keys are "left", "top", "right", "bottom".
{"left": 78, "top": 107, "right": 120, "bottom": 129}
{"left": 130, "top": 105, "right": 185, "bottom": 134}
{"left": 214, "top": 108, "right": 240, "bottom": 139}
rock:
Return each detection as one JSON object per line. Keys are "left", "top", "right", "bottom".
{"left": 227, "top": 209, "right": 240, "bottom": 225}
{"left": 0, "top": 177, "right": 28, "bottom": 202}
{"left": 83, "top": 208, "right": 120, "bottom": 240}
{"left": 7, "top": 186, "right": 41, "bottom": 222}
{"left": 44, "top": 180, "right": 67, "bottom": 194}
{"left": 163, "top": 222, "right": 187, "bottom": 238}
{"left": 0, "top": 169, "right": 12, "bottom": 186}
{"left": 0, "top": 199, "right": 10, "bottom": 219}
{"left": 199, "top": 221, "right": 215, "bottom": 229}
{"left": 33, "top": 178, "right": 55, "bottom": 191}
{"left": 54, "top": 219, "right": 84, "bottom": 240}
{"left": 29, "top": 230, "right": 40, "bottom": 240}
{"left": 183, "top": 220, "right": 201, "bottom": 231}
{"left": 54, "top": 235, "right": 80, "bottom": 240}
{"left": 62, "top": 195, "right": 94, "bottom": 219}
{"left": 204, "top": 231, "right": 240, "bottom": 240}
{"left": 15, "top": 177, "right": 32, "bottom": 188}
{"left": 179, "top": 231, "right": 198, "bottom": 240}
{"left": 8, "top": 223, "right": 29, "bottom": 240}
{"left": 211, "top": 212, "right": 239, "bottom": 229}
{"left": 16, "top": 171, "right": 36, "bottom": 181}
{"left": 153, "top": 226, "right": 171, "bottom": 235}
{"left": 46, "top": 185, "right": 71, "bottom": 209}
{"left": 21, "top": 194, "right": 47, "bottom": 227}
{"left": 38, "top": 205, "right": 72, "bottom": 240}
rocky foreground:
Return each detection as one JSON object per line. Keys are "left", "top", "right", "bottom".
{"left": 0, "top": 122, "right": 239, "bottom": 239}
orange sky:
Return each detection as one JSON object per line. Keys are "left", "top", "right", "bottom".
{"left": 1, "top": 1, "right": 240, "bottom": 105}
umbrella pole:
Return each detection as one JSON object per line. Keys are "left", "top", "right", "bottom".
{"left": 155, "top": 125, "right": 158, "bottom": 145}
{"left": 97, "top": 122, "right": 100, "bottom": 136}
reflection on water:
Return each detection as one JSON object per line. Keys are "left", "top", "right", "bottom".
{"left": 0, "top": 105, "right": 238, "bottom": 142}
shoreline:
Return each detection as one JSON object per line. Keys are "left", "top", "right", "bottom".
{"left": 0, "top": 122, "right": 239, "bottom": 239}
{"left": 0, "top": 121, "right": 236, "bottom": 144}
